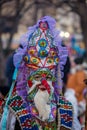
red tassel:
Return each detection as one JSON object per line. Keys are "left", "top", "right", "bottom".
{"left": 41, "top": 79, "right": 50, "bottom": 94}
{"left": 28, "top": 80, "right": 33, "bottom": 88}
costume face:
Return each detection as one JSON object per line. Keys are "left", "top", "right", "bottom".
{"left": 27, "top": 68, "right": 56, "bottom": 120}
{"left": 27, "top": 68, "right": 56, "bottom": 93}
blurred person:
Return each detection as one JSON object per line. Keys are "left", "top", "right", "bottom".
{"left": 79, "top": 61, "right": 87, "bottom": 130}
{"left": 64, "top": 57, "right": 84, "bottom": 113}
{"left": 0, "top": 16, "right": 81, "bottom": 130}
{"left": 83, "top": 78, "right": 87, "bottom": 130}
{"left": 66, "top": 57, "right": 86, "bottom": 103}
{"left": 65, "top": 57, "right": 87, "bottom": 129}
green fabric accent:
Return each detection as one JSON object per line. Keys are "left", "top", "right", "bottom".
{"left": 27, "top": 87, "right": 38, "bottom": 100}
{"left": 28, "top": 68, "right": 56, "bottom": 82}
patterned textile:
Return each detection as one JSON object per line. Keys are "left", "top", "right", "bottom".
{"left": 8, "top": 87, "right": 73, "bottom": 130}
{"left": 59, "top": 96, "right": 73, "bottom": 129}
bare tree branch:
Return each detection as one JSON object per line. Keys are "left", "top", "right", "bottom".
{"left": 33, "top": 0, "right": 63, "bottom": 8}
{"left": 0, "top": 0, "right": 14, "bottom": 6}
{"left": 21, "top": 1, "right": 35, "bottom": 15}
{"left": 67, "top": 2, "right": 80, "bottom": 15}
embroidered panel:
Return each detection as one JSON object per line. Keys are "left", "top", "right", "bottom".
{"left": 8, "top": 88, "right": 73, "bottom": 130}
{"left": 59, "top": 96, "right": 73, "bottom": 130}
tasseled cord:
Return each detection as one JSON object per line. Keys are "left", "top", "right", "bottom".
{"left": 57, "top": 63, "right": 63, "bottom": 94}
{"left": 1, "top": 68, "right": 18, "bottom": 130}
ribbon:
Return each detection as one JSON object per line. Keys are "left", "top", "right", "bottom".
{"left": 1, "top": 68, "right": 18, "bottom": 130}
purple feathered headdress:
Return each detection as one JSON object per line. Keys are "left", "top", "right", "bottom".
{"left": 13, "top": 16, "right": 68, "bottom": 98}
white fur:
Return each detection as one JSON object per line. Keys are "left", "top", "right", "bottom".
{"left": 34, "top": 89, "right": 50, "bottom": 121}
{"left": 28, "top": 80, "right": 54, "bottom": 121}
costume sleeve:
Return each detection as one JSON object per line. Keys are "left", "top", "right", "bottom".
{"left": 0, "top": 109, "right": 16, "bottom": 130}
{"left": 6, "top": 110, "right": 16, "bottom": 130}
{"left": 72, "top": 113, "right": 81, "bottom": 130}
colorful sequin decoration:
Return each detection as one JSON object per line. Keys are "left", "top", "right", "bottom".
{"left": 54, "top": 56, "right": 59, "bottom": 64}
{"left": 38, "top": 39, "right": 47, "bottom": 48}
{"left": 50, "top": 48, "right": 57, "bottom": 57}
{"left": 47, "top": 57, "right": 54, "bottom": 64}
{"left": 38, "top": 49, "right": 48, "bottom": 58}
{"left": 28, "top": 47, "right": 37, "bottom": 56}
{"left": 23, "top": 54, "right": 30, "bottom": 63}
{"left": 30, "top": 57, "right": 40, "bottom": 65}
